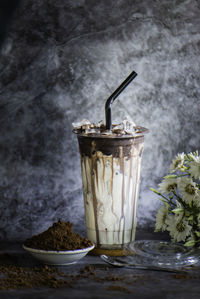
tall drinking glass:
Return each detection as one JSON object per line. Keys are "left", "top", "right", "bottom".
{"left": 74, "top": 127, "right": 148, "bottom": 255}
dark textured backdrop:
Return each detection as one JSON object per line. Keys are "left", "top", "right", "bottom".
{"left": 0, "top": 0, "right": 199, "bottom": 241}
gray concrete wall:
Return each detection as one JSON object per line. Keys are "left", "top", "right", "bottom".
{"left": 0, "top": 0, "right": 199, "bottom": 240}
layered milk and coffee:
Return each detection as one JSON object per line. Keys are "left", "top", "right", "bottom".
{"left": 73, "top": 119, "right": 148, "bottom": 251}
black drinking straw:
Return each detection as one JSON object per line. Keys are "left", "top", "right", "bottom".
{"left": 105, "top": 71, "right": 137, "bottom": 130}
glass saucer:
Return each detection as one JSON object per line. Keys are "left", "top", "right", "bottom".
{"left": 125, "top": 240, "right": 199, "bottom": 268}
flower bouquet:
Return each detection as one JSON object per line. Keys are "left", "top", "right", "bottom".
{"left": 151, "top": 151, "right": 200, "bottom": 248}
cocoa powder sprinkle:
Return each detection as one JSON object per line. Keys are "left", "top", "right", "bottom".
{"left": 24, "top": 219, "right": 93, "bottom": 251}
{"left": 0, "top": 265, "right": 73, "bottom": 290}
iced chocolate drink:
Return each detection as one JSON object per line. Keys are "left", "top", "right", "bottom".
{"left": 73, "top": 120, "right": 148, "bottom": 254}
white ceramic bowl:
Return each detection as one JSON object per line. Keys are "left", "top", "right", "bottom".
{"left": 23, "top": 244, "right": 95, "bottom": 265}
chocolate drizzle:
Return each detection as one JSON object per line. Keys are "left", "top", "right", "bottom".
{"left": 119, "top": 146, "right": 125, "bottom": 244}
{"left": 77, "top": 133, "right": 145, "bottom": 249}
{"left": 130, "top": 151, "right": 139, "bottom": 241}
{"left": 90, "top": 154, "right": 100, "bottom": 245}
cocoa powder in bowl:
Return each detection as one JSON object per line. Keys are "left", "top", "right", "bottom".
{"left": 24, "top": 219, "right": 93, "bottom": 251}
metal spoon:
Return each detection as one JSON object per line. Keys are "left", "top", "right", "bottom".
{"left": 100, "top": 255, "right": 187, "bottom": 274}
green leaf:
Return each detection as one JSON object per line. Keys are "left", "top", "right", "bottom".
{"left": 150, "top": 188, "right": 160, "bottom": 195}
{"left": 158, "top": 198, "right": 170, "bottom": 207}
{"left": 184, "top": 240, "right": 196, "bottom": 247}
{"left": 172, "top": 208, "right": 184, "bottom": 214}
{"left": 164, "top": 174, "right": 178, "bottom": 179}
{"left": 195, "top": 231, "right": 200, "bottom": 238}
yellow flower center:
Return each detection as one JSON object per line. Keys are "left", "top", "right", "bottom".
{"left": 176, "top": 222, "right": 185, "bottom": 232}
{"left": 185, "top": 184, "right": 195, "bottom": 195}
{"left": 174, "top": 159, "right": 181, "bottom": 168}
{"left": 167, "top": 183, "right": 177, "bottom": 192}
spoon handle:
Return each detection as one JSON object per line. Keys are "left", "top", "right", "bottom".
{"left": 100, "top": 255, "right": 187, "bottom": 274}
{"left": 122, "top": 264, "right": 185, "bottom": 273}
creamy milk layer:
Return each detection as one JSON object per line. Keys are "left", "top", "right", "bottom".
{"left": 73, "top": 119, "right": 148, "bottom": 249}
{"left": 81, "top": 147, "right": 143, "bottom": 247}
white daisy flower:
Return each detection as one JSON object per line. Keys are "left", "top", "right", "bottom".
{"left": 155, "top": 205, "right": 169, "bottom": 231}
{"left": 178, "top": 177, "right": 199, "bottom": 204}
{"left": 187, "top": 151, "right": 199, "bottom": 161}
{"left": 170, "top": 153, "right": 185, "bottom": 173}
{"left": 191, "top": 192, "right": 200, "bottom": 208}
{"left": 166, "top": 215, "right": 192, "bottom": 242}
{"left": 188, "top": 156, "right": 200, "bottom": 180}
{"left": 165, "top": 215, "right": 177, "bottom": 239}
{"left": 158, "top": 177, "right": 178, "bottom": 194}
